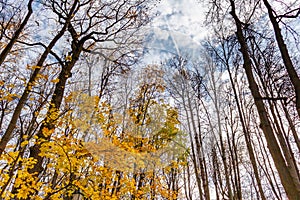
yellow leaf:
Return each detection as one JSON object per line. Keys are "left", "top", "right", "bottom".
{"left": 65, "top": 55, "right": 72, "bottom": 62}
{"left": 26, "top": 65, "right": 41, "bottom": 70}
{"left": 51, "top": 78, "right": 59, "bottom": 83}
{"left": 20, "top": 140, "right": 29, "bottom": 147}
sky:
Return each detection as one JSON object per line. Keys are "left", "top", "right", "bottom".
{"left": 144, "top": 0, "right": 208, "bottom": 61}
{"left": 152, "top": 0, "right": 207, "bottom": 41}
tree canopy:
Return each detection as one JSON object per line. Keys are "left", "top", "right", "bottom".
{"left": 0, "top": 0, "right": 300, "bottom": 199}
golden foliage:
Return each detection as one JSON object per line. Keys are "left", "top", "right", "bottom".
{"left": 0, "top": 75, "right": 186, "bottom": 199}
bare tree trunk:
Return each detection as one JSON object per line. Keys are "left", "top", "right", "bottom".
{"left": 226, "top": 61, "right": 266, "bottom": 200}
{"left": 0, "top": 0, "right": 33, "bottom": 65}
{"left": 185, "top": 163, "right": 193, "bottom": 200}
{"left": 255, "top": 125, "right": 283, "bottom": 199}
{"left": 211, "top": 146, "right": 221, "bottom": 200}
{"left": 253, "top": 53, "right": 300, "bottom": 190}
{"left": 0, "top": 17, "right": 73, "bottom": 156}
{"left": 187, "top": 90, "right": 210, "bottom": 200}
{"left": 28, "top": 39, "right": 83, "bottom": 177}
{"left": 209, "top": 61, "right": 233, "bottom": 200}
{"left": 281, "top": 101, "right": 300, "bottom": 151}
{"left": 229, "top": 0, "right": 300, "bottom": 198}
{"left": 183, "top": 102, "right": 204, "bottom": 200}
{"left": 262, "top": 0, "right": 300, "bottom": 118}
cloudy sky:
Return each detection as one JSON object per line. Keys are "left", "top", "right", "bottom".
{"left": 153, "top": 0, "right": 208, "bottom": 40}
{"left": 144, "top": 0, "right": 209, "bottom": 61}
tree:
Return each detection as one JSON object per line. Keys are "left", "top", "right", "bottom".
{"left": 262, "top": 0, "right": 300, "bottom": 118}
{"left": 227, "top": 0, "right": 300, "bottom": 198}
{"left": 0, "top": 0, "right": 156, "bottom": 199}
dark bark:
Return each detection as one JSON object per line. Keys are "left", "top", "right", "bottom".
{"left": 229, "top": 0, "right": 300, "bottom": 198}
{"left": 262, "top": 0, "right": 300, "bottom": 118}
{"left": 0, "top": 19, "right": 72, "bottom": 156}
{"left": 28, "top": 39, "right": 83, "bottom": 176}
{"left": 0, "top": 0, "right": 33, "bottom": 65}
{"left": 226, "top": 60, "right": 266, "bottom": 200}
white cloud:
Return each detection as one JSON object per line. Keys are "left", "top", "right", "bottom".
{"left": 148, "top": 0, "right": 208, "bottom": 54}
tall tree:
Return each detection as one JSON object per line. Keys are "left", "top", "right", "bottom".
{"left": 262, "top": 0, "right": 300, "bottom": 118}
{"left": 228, "top": 0, "right": 300, "bottom": 198}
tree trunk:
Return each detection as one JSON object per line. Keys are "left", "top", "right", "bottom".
{"left": 28, "top": 40, "right": 83, "bottom": 177}
{"left": 0, "top": 0, "right": 33, "bottom": 65}
{"left": 262, "top": 0, "right": 300, "bottom": 118}
{"left": 229, "top": 0, "right": 300, "bottom": 198}
{"left": 226, "top": 59, "right": 266, "bottom": 200}
{"left": 0, "top": 23, "right": 70, "bottom": 156}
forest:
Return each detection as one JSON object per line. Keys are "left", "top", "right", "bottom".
{"left": 0, "top": 0, "right": 299, "bottom": 199}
